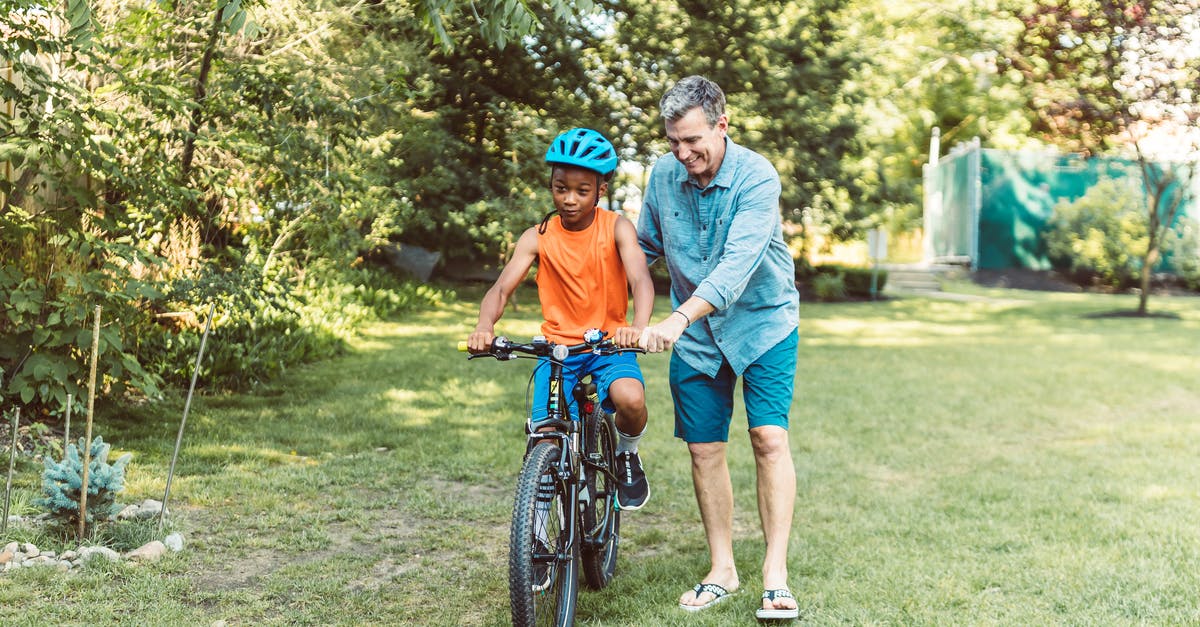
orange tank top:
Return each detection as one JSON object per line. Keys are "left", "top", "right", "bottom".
{"left": 536, "top": 209, "right": 629, "bottom": 344}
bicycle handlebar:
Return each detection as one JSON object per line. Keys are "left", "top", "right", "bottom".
{"left": 459, "top": 330, "right": 645, "bottom": 361}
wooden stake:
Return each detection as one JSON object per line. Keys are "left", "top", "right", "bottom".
{"left": 2, "top": 408, "right": 18, "bottom": 536}
{"left": 79, "top": 305, "right": 100, "bottom": 540}
{"left": 64, "top": 393, "right": 72, "bottom": 452}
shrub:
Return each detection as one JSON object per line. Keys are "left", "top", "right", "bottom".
{"left": 133, "top": 261, "right": 448, "bottom": 391}
{"left": 1044, "top": 179, "right": 1147, "bottom": 290}
{"left": 813, "top": 272, "right": 847, "bottom": 302}
{"left": 803, "top": 264, "right": 887, "bottom": 301}
{"left": 837, "top": 266, "right": 887, "bottom": 297}
{"left": 36, "top": 436, "right": 132, "bottom": 533}
{"left": 1163, "top": 217, "right": 1200, "bottom": 291}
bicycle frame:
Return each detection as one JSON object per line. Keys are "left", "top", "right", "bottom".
{"left": 526, "top": 345, "right": 598, "bottom": 567}
{"left": 466, "top": 330, "right": 638, "bottom": 623}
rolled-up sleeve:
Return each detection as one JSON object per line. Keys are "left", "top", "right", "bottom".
{"left": 692, "top": 172, "right": 782, "bottom": 310}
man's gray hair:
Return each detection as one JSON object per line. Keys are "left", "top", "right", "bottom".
{"left": 659, "top": 75, "right": 725, "bottom": 126}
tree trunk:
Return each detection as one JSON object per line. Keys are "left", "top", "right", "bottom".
{"left": 1137, "top": 250, "right": 1151, "bottom": 316}
{"left": 180, "top": 7, "right": 224, "bottom": 185}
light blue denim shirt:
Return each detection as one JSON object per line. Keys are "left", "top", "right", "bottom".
{"left": 638, "top": 138, "right": 800, "bottom": 377}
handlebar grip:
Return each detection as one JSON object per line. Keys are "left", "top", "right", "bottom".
{"left": 457, "top": 341, "right": 469, "bottom": 352}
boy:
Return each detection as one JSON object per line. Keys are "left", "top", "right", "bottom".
{"left": 467, "top": 127, "right": 654, "bottom": 510}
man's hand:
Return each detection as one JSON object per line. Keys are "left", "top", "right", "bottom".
{"left": 638, "top": 316, "right": 688, "bottom": 353}
{"left": 467, "top": 328, "right": 495, "bottom": 353}
{"left": 613, "top": 326, "right": 644, "bottom": 348}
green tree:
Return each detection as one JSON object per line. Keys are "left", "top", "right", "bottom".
{"left": 606, "top": 0, "right": 869, "bottom": 249}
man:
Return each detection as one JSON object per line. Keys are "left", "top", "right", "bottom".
{"left": 638, "top": 76, "right": 800, "bottom": 620}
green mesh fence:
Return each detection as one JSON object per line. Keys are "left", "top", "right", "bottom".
{"left": 926, "top": 142, "right": 1198, "bottom": 270}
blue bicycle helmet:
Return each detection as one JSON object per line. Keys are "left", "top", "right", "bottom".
{"left": 545, "top": 128, "right": 618, "bottom": 179}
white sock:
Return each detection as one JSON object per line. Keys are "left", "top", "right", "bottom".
{"left": 616, "top": 427, "right": 645, "bottom": 454}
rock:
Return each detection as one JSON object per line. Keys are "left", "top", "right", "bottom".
{"left": 135, "top": 499, "right": 167, "bottom": 520}
{"left": 3, "top": 542, "right": 17, "bottom": 554}
{"left": 126, "top": 540, "right": 167, "bottom": 562}
{"left": 61, "top": 550, "right": 78, "bottom": 561}
{"left": 78, "top": 546, "right": 120, "bottom": 563}
{"left": 116, "top": 504, "right": 141, "bottom": 520}
{"left": 0, "top": 550, "right": 12, "bottom": 565}
{"left": 163, "top": 533, "right": 184, "bottom": 552}
{"left": 20, "top": 543, "right": 38, "bottom": 558}
{"left": 24, "top": 555, "right": 54, "bottom": 567}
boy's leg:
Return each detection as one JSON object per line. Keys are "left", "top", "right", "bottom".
{"left": 607, "top": 377, "right": 649, "bottom": 510}
{"left": 595, "top": 353, "right": 650, "bottom": 510}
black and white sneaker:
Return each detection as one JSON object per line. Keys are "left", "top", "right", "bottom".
{"left": 615, "top": 450, "right": 650, "bottom": 511}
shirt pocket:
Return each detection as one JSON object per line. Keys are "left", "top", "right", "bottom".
{"left": 662, "top": 205, "right": 699, "bottom": 259}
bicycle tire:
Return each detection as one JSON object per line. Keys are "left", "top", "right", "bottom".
{"left": 580, "top": 409, "right": 620, "bottom": 590}
{"left": 509, "top": 441, "right": 578, "bottom": 627}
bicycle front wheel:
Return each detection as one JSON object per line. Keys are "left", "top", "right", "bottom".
{"left": 580, "top": 409, "right": 620, "bottom": 590}
{"left": 509, "top": 441, "right": 578, "bottom": 627}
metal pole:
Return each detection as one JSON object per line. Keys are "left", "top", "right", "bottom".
{"left": 2, "top": 408, "right": 18, "bottom": 536}
{"left": 79, "top": 305, "right": 100, "bottom": 540}
{"left": 160, "top": 302, "right": 215, "bottom": 531}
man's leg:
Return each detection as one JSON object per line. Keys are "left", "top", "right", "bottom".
{"left": 678, "top": 440, "right": 740, "bottom": 607}
{"left": 672, "top": 357, "right": 739, "bottom": 607}
{"left": 743, "top": 329, "right": 799, "bottom": 612}
{"left": 750, "top": 425, "right": 797, "bottom": 611}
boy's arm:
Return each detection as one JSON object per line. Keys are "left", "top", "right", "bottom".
{"left": 613, "top": 216, "right": 654, "bottom": 348}
{"left": 468, "top": 227, "right": 538, "bottom": 352}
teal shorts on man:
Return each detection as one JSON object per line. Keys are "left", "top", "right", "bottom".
{"left": 669, "top": 328, "right": 798, "bottom": 443}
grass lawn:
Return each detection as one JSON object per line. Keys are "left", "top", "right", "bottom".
{"left": 2, "top": 284, "right": 1199, "bottom": 625}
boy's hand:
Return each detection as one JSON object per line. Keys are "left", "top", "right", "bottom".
{"left": 613, "top": 326, "right": 644, "bottom": 348}
{"left": 467, "top": 329, "right": 495, "bottom": 353}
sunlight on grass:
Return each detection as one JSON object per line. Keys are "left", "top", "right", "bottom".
{"left": 189, "top": 443, "right": 322, "bottom": 467}
{"left": 383, "top": 388, "right": 420, "bottom": 403}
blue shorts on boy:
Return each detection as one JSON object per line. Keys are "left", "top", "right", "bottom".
{"left": 669, "top": 328, "right": 798, "bottom": 443}
{"left": 530, "top": 350, "right": 644, "bottom": 425}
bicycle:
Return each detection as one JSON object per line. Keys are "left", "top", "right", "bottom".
{"left": 462, "top": 328, "right": 643, "bottom": 626}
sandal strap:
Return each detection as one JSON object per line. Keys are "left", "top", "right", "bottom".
{"left": 693, "top": 582, "right": 728, "bottom": 598}
{"left": 762, "top": 588, "right": 794, "bottom": 601}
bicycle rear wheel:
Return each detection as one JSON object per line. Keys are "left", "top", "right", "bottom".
{"left": 580, "top": 409, "right": 620, "bottom": 590}
{"left": 509, "top": 441, "right": 578, "bottom": 627}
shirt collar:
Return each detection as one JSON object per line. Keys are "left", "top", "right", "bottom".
{"left": 675, "top": 137, "right": 738, "bottom": 191}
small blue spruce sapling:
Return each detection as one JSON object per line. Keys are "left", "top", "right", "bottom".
{"left": 37, "top": 436, "right": 133, "bottom": 530}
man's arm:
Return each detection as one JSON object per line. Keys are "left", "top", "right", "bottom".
{"left": 691, "top": 174, "right": 781, "bottom": 311}
{"left": 636, "top": 163, "right": 666, "bottom": 264}
{"left": 613, "top": 216, "right": 654, "bottom": 348}
{"left": 468, "top": 227, "right": 538, "bottom": 352}
{"left": 638, "top": 294, "right": 715, "bottom": 353}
